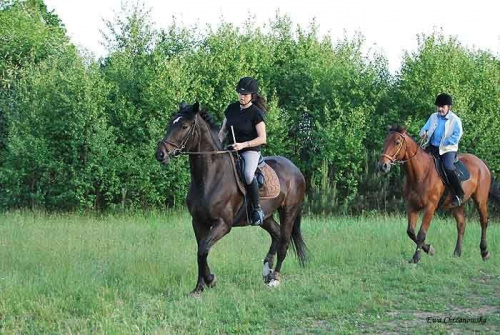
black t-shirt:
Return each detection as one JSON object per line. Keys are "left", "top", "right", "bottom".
{"left": 224, "top": 102, "right": 265, "bottom": 152}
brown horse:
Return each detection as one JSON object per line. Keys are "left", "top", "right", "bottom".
{"left": 378, "top": 125, "right": 499, "bottom": 264}
{"left": 156, "top": 102, "right": 307, "bottom": 295}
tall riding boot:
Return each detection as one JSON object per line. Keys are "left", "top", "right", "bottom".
{"left": 447, "top": 169, "right": 464, "bottom": 207}
{"left": 245, "top": 177, "right": 264, "bottom": 226}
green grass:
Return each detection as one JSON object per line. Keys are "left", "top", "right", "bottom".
{"left": 1, "top": 211, "right": 499, "bottom": 334}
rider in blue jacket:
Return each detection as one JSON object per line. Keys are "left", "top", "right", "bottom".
{"left": 420, "top": 93, "right": 464, "bottom": 207}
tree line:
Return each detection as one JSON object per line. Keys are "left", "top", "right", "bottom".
{"left": 1, "top": 0, "right": 499, "bottom": 215}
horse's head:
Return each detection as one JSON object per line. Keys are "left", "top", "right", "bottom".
{"left": 378, "top": 125, "right": 411, "bottom": 173}
{"left": 156, "top": 101, "right": 200, "bottom": 164}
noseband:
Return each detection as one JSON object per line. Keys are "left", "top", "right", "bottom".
{"left": 380, "top": 131, "right": 418, "bottom": 164}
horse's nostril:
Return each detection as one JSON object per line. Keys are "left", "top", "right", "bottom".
{"left": 156, "top": 151, "right": 165, "bottom": 162}
{"left": 378, "top": 162, "right": 389, "bottom": 172}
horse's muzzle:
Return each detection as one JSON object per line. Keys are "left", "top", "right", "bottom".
{"left": 377, "top": 161, "right": 391, "bottom": 173}
{"left": 156, "top": 150, "right": 171, "bottom": 164}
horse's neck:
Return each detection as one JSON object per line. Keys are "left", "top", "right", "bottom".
{"left": 403, "top": 142, "right": 433, "bottom": 184}
{"left": 188, "top": 118, "right": 233, "bottom": 188}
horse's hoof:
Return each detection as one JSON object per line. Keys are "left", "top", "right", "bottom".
{"left": 189, "top": 290, "right": 203, "bottom": 298}
{"left": 408, "top": 257, "right": 420, "bottom": 264}
{"left": 267, "top": 272, "right": 281, "bottom": 287}
{"left": 207, "top": 274, "right": 217, "bottom": 288}
{"left": 263, "top": 261, "right": 273, "bottom": 284}
{"left": 267, "top": 279, "right": 280, "bottom": 287}
{"left": 453, "top": 250, "right": 461, "bottom": 257}
{"left": 428, "top": 245, "right": 435, "bottom": 256}
{"left": 482, "top": 251, "right": 491, "bottom": 261}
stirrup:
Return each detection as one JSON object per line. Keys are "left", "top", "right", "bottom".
{"left": 451, "top": 195, "right": 462, "bottom": 207}
{"left": 250, "top": 207, "right": 264, "bottom": 226}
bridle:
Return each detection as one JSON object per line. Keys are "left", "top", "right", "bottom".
{"left": 159, "top": 115, "right": 235, "bottom": 157}
{"left": 380, "top": 131, "right": 419, "bottom": 165}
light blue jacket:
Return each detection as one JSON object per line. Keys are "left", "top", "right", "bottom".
{"left": 419, "top": 111, "right": 463, "bottom": 155}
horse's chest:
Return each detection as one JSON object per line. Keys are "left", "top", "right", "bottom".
{"left": 187, "top": 195, "right": 214, "bottom": 213}
{"left": 405, "top": 185, "right": 427, "bottom": 208}
{"left": 187, "top": 189, "right": 234, "bottom": 218}
{"left": 405, "top": 183, "right": 441, "bottom": 209}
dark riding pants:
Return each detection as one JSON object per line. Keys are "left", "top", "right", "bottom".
{"left": 428, "top": 145, "right": 456, "bottom": 172}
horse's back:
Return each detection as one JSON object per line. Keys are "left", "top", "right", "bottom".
{"left": 458, "top": 153, "right": 491, "bottom": 185}
{"left": 263, "top": 156, "right": 304, "bottom": 179}
{"left": 263, "top": 155, "right": 306, "bottom": 198}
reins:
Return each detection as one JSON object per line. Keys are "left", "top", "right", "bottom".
{"left": 159, "top": 115, "right": 236, "bottom": 156}
{"left": 160, "top": 112, "right": 251, "bottom": 221}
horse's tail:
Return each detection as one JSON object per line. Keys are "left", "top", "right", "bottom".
{"left": 290, "top": 207, "right": 308, "bottom": 267}
{"left": 489, "top": 178, "right": 500, "bottom": 202}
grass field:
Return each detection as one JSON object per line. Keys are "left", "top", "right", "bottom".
{"left": 1, "top": 210, "right": 499, "bottom": 334}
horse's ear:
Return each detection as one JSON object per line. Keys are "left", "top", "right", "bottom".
{"left": 179, "top": 100, "right": 187, "bottom": 110}
{"left": 192, "top": 101, "right": 200, "bottom": 114}
{"left": 387, "top": 125, "right": 393, "bottom": 132}
{"left": 401, "top": 125, "right": 408, "bottom": 133}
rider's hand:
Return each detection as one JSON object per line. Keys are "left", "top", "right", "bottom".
{"left": 420, "top": 131, "right": 427, "bottom": 139}
{"left": 230, "top": 142, "right": 246, "bottom": 151}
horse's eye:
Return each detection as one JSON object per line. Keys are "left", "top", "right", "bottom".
{"left": 182, "top": 124, "right": 189, "bottom": 130}
{"left": 396, "top": 140, "right": 401, "bottom": 146}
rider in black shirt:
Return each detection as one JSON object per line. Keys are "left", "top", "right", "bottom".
{"left": 218, "top": 77, "right": 267, "bottom": 225}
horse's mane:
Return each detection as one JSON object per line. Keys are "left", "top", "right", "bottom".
{"left": 389, "top": 125, "right": 407, "bottom": 133}
{"left": 175, "top": 104, "right": 220, "bottom": 133}
{"left": 175, "top": 103, "right": 222, "bottom": 149}
{"left": 199, "top": 109, "right": 220, "bottom": 133}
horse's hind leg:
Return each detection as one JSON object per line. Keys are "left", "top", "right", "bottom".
{"left": 451, "top": 206, "right": 466, "bottom": 257}
{"left": 473, "top": 193, "right": 491, "bottom": 260}
{"left": 260, "top": 216, "right": 280, "bottom": 283}
{"left": 269, "top": 206, "right": 298, "bottom": 285}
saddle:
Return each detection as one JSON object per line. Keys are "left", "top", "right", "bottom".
{"left": 230, "top": 153, "right": 280, "bottom": 199}
{"left": 432, "top": 156, "right": 470, "bottom": 186}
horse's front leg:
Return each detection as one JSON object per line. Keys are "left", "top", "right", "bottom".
{"left": 406, "top": 207, "right": 434, "bottom": 260}
{"left": 411, "top": 207, "right": 436, "bottom": 264}
{"left": 191, "top": 218, "right": 231, "bottom": 296}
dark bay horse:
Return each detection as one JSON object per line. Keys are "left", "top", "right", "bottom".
{"left": 378, "top": 125, "right": 499, "bottom": 264}
{"left": 156, "top": 102, "right": 307, "bottom": 295}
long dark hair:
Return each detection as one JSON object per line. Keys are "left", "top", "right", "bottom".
{"left": 252, "top": 93, "right": 268, "bottom": 113}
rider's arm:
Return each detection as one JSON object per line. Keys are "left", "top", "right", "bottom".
{"left": 218, "top": 118, "right": 227, "bottom": 143}
{"left": 444, "top": 118, "right": 463, "bottom": 146}
{"left": 419, "top": 116, "right": 433, "bottom": 138}
{"left": 245, "top": 121, "right": 267, "bottom": 148}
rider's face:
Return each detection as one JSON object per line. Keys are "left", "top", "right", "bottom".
{"left": 238, "top": 93, "right": 252, "bottom": 106}
{"left": 437, "top": 105, "right": 450, "bottom": 116}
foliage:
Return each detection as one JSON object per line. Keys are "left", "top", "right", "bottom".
{"left": 0, "top": 53, "right": 114, "bottom": 210}
{"left": 0, "top": 2, "right": 499, "bottom": 214}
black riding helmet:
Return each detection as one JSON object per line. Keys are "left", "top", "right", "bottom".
{"left": 435, "top": 93, "right": 453, "bottom": 106}
{"left": 236, "top": 77, "right": 259, "bottom": 94}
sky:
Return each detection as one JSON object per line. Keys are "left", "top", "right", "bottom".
{"left": 44, "top": 0, "right": 500, "bottom": 73}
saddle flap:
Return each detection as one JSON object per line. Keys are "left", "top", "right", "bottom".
{"left": 433, "top": 156, "right": 470, "bottom": 185}
{"left": 232, "top": 154, "right": 280, "bottom": 199}
{"left": 455, "top": 160, "right": 470, "bottom": 181}
{"left": 258, "top": 163, "right": 280, "bottom": 199}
